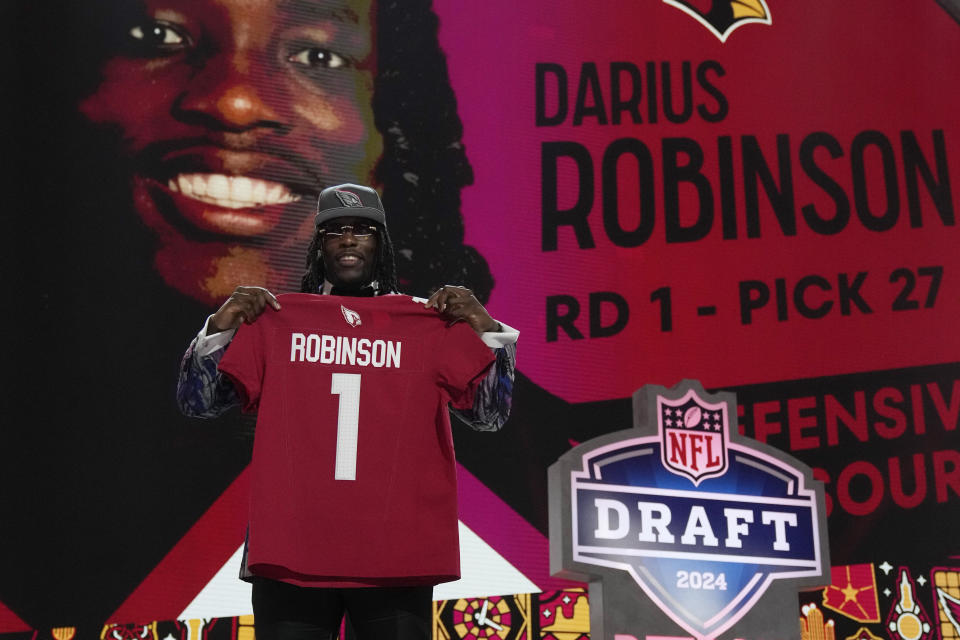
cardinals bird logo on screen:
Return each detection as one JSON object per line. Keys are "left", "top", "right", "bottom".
{"left": 662, "top": 0, "right": 772, "bottom": 42}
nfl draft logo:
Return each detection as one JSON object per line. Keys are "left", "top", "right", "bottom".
{"left": 548, "top": 380, "right": 830, "bottom": 640}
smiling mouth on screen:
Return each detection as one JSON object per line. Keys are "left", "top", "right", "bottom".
{"left": 157, "top": 172, "right": 307, "bottom": 237}
{"left": 168, "top": 173, "right": 301, "bottom": 209}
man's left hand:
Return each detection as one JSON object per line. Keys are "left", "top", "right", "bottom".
{"left": 425, "top": 285, "right": 500, "bottom": 335}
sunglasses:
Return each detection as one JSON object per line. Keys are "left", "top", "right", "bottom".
{"left": 320, "top": 222, "right": 379, "bottom": 238}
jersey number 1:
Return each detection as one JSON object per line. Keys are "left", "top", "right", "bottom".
{"left": 331, "top": 373, "right": 361, "bottom": 480}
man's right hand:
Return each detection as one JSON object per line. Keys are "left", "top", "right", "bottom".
{"left": 207, "top": 286, "right": 282, "bottom": 334}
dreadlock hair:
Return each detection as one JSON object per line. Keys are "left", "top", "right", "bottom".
{"left": 372, "top": 0, "right": 495, "bottom": 303}
{"left": 300, "top": 223, "right": 400, "bottom": 295}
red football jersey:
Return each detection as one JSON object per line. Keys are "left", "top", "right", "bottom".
{"left": 218, "top": 293, "right": 495, "bottom": 586}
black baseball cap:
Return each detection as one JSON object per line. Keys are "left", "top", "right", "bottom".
{"left": 315, "top": 184, "right": 386, "bottom": 227}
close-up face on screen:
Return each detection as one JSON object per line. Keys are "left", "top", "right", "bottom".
{"left": 4, "top": 0, "right": 960, "bottom": 638}
{"left": 76, "top": 0, "right": 381, "bottom": 305}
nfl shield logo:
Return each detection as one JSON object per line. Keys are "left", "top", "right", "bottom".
{"left": 659, "top": 388, "right": 728, "bottom": 485}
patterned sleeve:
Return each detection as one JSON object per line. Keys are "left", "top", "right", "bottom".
{"left": 176, "top": 334, "right": 242, "bottom": 418}
{"left": 451, "top": 341, "right": 516, "bottom": 432}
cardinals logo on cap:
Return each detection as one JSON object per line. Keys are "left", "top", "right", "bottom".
{"left": 663, "top": 0, "right": 772, "bottom": 42}
{"left": 334, "top": 190, "right": 364, "bottom": 208}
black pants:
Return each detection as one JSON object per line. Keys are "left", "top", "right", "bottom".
{"left": 252, "top": 578, "right": 433, "bottom": 640}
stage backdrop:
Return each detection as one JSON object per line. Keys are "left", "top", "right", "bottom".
{"left": 3, "top": 1, "right": 958, "bottom": 639}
